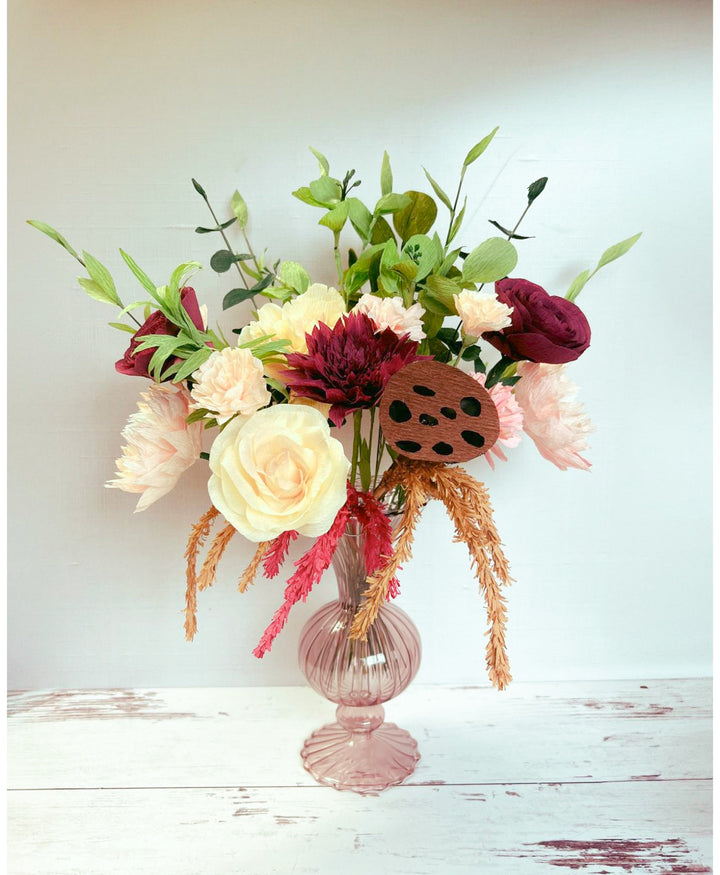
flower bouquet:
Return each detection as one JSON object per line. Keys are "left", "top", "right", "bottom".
{"left": 31, "top": 128, "right": 639, "bottom": 792}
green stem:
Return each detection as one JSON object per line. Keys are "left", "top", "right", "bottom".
{"left": 477, "top": 201, "right": 533, "bottom": 294}
{"left": 444, "top": 166, "right": 466, "bottom": 248}
{"left": 333, "top": 231, "right": 344, "bottom": 295}
{"left": 350, "top": 410, "right": 362, "bottom": 486}
{"left": 200, "top": 191, "right": 259, "bottom": 309}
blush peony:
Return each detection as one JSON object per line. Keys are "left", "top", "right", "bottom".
{"left": 352, "top": 293, "right": 426, "bottom": 342}
{"left": 190, "top": 347, "right": 270, "bottom": 423}
{"left": 107, "top": 383, "right": 203, "bottom": 510}
{"left": 513, "top": 362, "right": 593, "bottom": 471}
{"left": 207, "top": 404, "right": 350, "bottom": 541}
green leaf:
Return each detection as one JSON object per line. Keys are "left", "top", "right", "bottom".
{"left": 527, "top": 177, "right": 548, "bottom": 204}
{"left": 223, "top": 287, "right": 258, "bottom": 310}
{"left": 318, "top": 200, "right": 349, "bottom": 232}
{"left": 595, "top": 232, "right": 642, "bottom": 271}
{"left": 186, "top": 408, "right": 211, "bottom": 424}
{"left": 421, "top": 308, "right": 444, "bottom": 340}
{"left": 191, "top": 178, "right": 207, "bottom": 198}
{"left": 374, "top": 193, "right": 411, "bottom": 215}
{"left": 487, "top": 219, "right": 533, "bottom": 240}
{"left": 402, "top": 234, "right": 438, "bottom": 282}
{"left": 380, "top": 151, "right": 393, "bottom": 196}
{"left": 462, "top": 237, "right": 518, "bottom": 283}
{"left": 250, "top": 273, "right": 275, "bottom": 293}
{"left": 210, "top": 250, "right": 237, "bottom": 273}
{"left": 82, "top": 251, "right": 121, "bottom": 306}
{"left": 170, "top": 261, "right": 201, "bottom": 293}
{"left": 77, "top": 277, "right": 115, "bottom": 305}
{"left": 279, "top": 261, "right": 310, "bottom": 294}
{"left": 108, "top": 321, "right": 137, "bottom": 334}
{"left": 422, "top": 275, "right": 460, "bottom": 315}
{"left": 173, "top": 346, "right": 214, "bottom": 383}
{"left": 447, "top": 197, "right": 467, "bottom": 245}
{"left": 463, "top": 126, "right": 499, "bottom": 167}
{"left": 370, "top": 215, "right": 395, "bottom": 244}
{"left": 346, "top": 197, "right": 373, "bottom": 239}
{"left": 422, "top": 168, "right": 452, "bottom": 211}
{"left": 309, "top": 146, "right": 330, "bottom": 176}
{"left": 565, "top": 269, "right": 591, "bottom": 303}
{"left": 393, "top": 191, "right": 437, "bottom": 242}
{"left": 27, "top": 220, "right": 81, "bottom": 261}
{"left": 309, "top": 176, "right": 342, "bottom": 207}
{"left": 292, "top": 186, "right": 325, "bottom": 207}
{"left": 231, "top": 190, "right": 249, "bottom": 228}
{"left": 392, "top": 261, "right": 418, "bottom": 283}
{"left": 119, "top": 249, "right": 157, "bottom": 296}
{"left": 438, "top": 247, "right": 462, "bottom": 276}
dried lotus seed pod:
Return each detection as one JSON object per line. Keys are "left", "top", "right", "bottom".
{"left": 379, "top": 360, "right": 500, "bottom": 463}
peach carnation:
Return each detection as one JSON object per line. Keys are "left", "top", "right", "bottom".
{"left": 454, "top": 289, "right": 513, "bottom": 336}
{"left": 107, "top": 383, "right": 203, "bottom": 511}
{"left": 352, "top": 293, "right": 426, "bottom": 342}
{"left": 472, "top": 372, "right": 524, "bottom": 470}
{"left": 513, "top": 362, "right": 593, "bottom": 471}
{"left": 190, "top": 347, "right": 270, "bottom": 424}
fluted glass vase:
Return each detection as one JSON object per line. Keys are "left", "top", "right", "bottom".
{"left": 298, "top": 519, "right": 422, "bottom": 794}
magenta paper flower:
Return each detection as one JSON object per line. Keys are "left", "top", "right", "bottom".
{"left": 283, "top": 312, "right": 425, "bottom": 427}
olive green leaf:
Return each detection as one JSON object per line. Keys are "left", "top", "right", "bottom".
{"left": 463, "top": 127, "right": 499, "bottom": 168}
{"left": 596, "top": 232, "right": 643, "bottom": 270}
{"left": 292, "top": 187, "right": 325, "bottom": 207}
{"left": 27, "top": 220, "right": 81, "bottom": 262}
{"left": 309, "top": 146, "right": 330, "bottom": 177}
{"left": 119, "top": 249, "right": 157, "bottom": 297}
{"left": 279, "top": 261, "right": 310, "bottom": 294}
{"left": 347, "top": 197, "right": 373, "bottom": 239}
{"left": 462, "top": 237, "right": 518, "bottom": 283}
{"left": 423, "top": 168, "right": 453, "bottom": 211}
{"left": 231, "top": 190, "right": 248, "bottom": 228}
{"left": 380, "top": 151, "right": 393, "bottom": 197}
{"left": 309, "top": 176, "right": 342, "bottom": 207}
{"left": 318, "top": 200, "right": 349, "bottom": 232}
{"left": 374, "top": 193, "right": 411, "bottom": 215}
{"left": 393, "top": 191, "right": 437, "bottom": 242}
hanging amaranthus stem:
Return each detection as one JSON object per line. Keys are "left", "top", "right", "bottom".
{"left": 184, "top": 505, "right": 220, "bottom": 641}
{"left": 238, "top": 541, "right": 270, "bottom": 593}
{"left": 197, "top": 523, "right": 237, "bottom": 592}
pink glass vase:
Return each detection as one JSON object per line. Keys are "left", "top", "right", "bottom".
{"left": 298, "top": 519, "right": 422, "bottom": 794}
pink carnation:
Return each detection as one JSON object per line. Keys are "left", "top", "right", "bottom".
{"left": 472, "top": 373, "right": 524, "bottom": 469}
{"left": 513, "top": 362, "right": 593, "bottom": 471}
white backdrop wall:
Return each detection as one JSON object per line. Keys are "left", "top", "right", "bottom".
{"left": 8, "top": 0, "right": 711, "bottom": 689}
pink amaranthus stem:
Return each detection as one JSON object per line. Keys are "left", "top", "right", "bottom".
{"left": 262, "top": 529, "right": 299, "bottom": 579}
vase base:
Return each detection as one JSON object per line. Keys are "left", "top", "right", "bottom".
{"left": 301, "top": 721, "right": 420, "bottom": 795}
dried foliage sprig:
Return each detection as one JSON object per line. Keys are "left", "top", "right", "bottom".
{"left": 198, "top": 523, "right": 237, "bottom": 592}
{"left": 238, "top": 541, "right": 270, "bottom": 593}
{"left": 184, "top": 505, "right": 220, "bottom": 641}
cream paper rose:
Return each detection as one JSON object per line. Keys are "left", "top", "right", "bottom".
{"left": 454, "top": 288, "right": 513, "bottom": 337}
{"left": 190, "top": 347, "right": 270, "bottom": 424}
{"left": 208, "top": 404, "right": 350, "bottom": 541}
{"left": 237, "top": 283, "right": 345, "bottom": 379}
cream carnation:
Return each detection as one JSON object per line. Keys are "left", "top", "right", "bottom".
{"left": 237, "top": 283, "right": 345, "bottom": 378}
{"left": 514, "top": 362, "right": 593, "bottom": 471}
{"left": 352, "top": 293, "right": 426, "bottom": 342}
{"left": 208, "top": 404, "right": 350, "bottom": 541}
{"left": 190, "top": 347, "right": 270, "bottom": 424}
{"left": 107, "top": 383, "right": 203, "bottom": 511}
{"left": 454, "top": 289, "right": 513, "bottom": 336}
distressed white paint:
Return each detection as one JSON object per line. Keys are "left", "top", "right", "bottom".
{"left": 7, "top": 681, "right": 712, "bottom": 874}
{"left": 7, "top": 0, "right": 712, "bottom": 688}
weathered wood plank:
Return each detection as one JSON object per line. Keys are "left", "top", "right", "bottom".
{"left": 7, "top": 680, "right": 711, "bottom": 790}
{"left": 8, "top": 781, "right": 712, "bottom": 875}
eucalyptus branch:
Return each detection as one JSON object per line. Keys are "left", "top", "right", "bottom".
{"left": 444, "top": 166, "right": 467, "bottom": 248}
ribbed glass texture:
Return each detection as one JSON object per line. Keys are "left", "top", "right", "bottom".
{"left": 298, "top": 520, "right": 422, "bottom": 794}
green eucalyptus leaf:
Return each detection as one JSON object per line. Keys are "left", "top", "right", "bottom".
{"left": 595, "top": 232, "right": 642, "bottom": 270}
{"left": 393, "top": 191, "right": 437, "bottom": 242}
{"left": 527, "top": 177, "right": 548, "bottom": 204}
{"left": 374, "top": 193, "right": 411, "bottom": 215}
{"left": 223, "top": 287, "right": 258, "bottom": 310}
{"left": 231, "top": 190, "right": 249, "bottom": 228}
{"left": 462, "top": 237, "right": 518, "bottom": 283}
{"left": 309, "top": 176, "right": 342, "bottom": 206}
{"left": 191, "top": 178, "right": 208, "bottom": 199}
{"left": 488, "top": 219, "right": 533, "bottom": 240}
{"left": 279, "top": 261, "right": 310, "bottom": 294}
{"left": 422, "top": 168, "right": 453, "bottom": 210}
{"left": 422, "top": 274, "right": 460, "bottom": 315}
{"left": 210, "top": 250, "right": 237, "bottom": 273}
{"left": 318, "top": 200, "right": 349, "bottom": 232}
{"left": 27, "top": 220, "right": 81, "bottom": 261}
{"left": 380, "top": 151, "right": 393, "bottom": 196}
{"left": 292, "top": 187, "right": 324, "bottom": 207}
{"left": 418, "top": 287, "right": 454, "bottom": 317}
{"left": 463, "top": 126, "right": 499, "bottom": 167}
{"left": 119, "top": 249, "right": 158, "bottom": 296}
{"left": 108, "top": 321, "right": 137, "bottom": 334}
{"left": 82, "top": 251, "right": 121, "bottom": 306}
{"left": 309, "top": 146, "right": 330, "bottom": 176}
{"left": 402, "top": 234, "right": 438, "bottom": 282}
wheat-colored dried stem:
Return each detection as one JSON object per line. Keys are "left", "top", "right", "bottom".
{"left": 197, "top": 523, "right": 236, "bottom": 592}
{"left": 238, "top": 541, "right": 270, "bottom": 593}
{"left": 184, "top": 506, "right": 220, "bottom": 641}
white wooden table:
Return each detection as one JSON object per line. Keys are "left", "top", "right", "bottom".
{"left": 8, "top": 679, "right": 712, "bottom": 874}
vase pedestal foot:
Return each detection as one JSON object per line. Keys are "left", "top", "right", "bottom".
{"left": 301, "top": 707, "right": 420, "bottom": 795}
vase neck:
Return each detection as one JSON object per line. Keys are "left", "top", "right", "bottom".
{"left": 332, "top": 521, "right": 369, "bottom": 607}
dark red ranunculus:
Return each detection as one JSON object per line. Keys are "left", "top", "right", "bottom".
{"left": 483, "top": 278, "right": 591, "bottom": 364}
{"left": 115, "top": 287, "right": 205, "bottom": 379}
{"left": 283, "top": 312, "right": 426, "bottom": 427}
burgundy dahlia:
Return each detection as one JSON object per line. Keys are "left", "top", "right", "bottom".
{"left": 284, "top": 312, "right": 425, "bottom": 427}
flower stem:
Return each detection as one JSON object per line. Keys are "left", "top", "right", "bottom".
{"left": 350, "top": 410, "right": 362, "bottom": 486}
